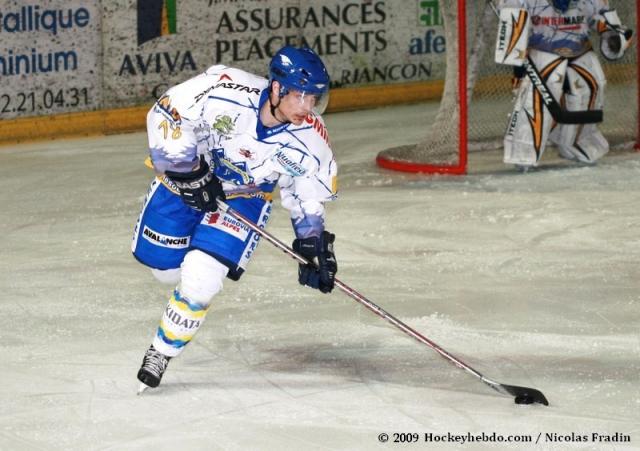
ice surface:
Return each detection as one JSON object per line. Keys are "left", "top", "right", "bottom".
{"left": 0, "top": 104, "right": 639, "bottom": 450}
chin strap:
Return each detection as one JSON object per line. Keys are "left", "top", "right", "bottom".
{"left": 269, "top": 99, "right": 283, "bottom": 123}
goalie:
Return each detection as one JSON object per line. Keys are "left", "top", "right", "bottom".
{"left": 495, "top": 0, "right": 634, "bottom": 170}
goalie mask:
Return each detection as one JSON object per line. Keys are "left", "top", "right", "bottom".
{"left": 551, "top": 0, "right": 571, "bottom": 13}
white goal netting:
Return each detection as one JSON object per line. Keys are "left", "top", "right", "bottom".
{"left": 378, "top": 0, "right": 639, "bottom": 173}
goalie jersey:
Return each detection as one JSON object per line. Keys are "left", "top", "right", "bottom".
{"left": 146, "top": 65, "right": 338, "bottom": 239}
{"left": 499, "top": 0, "right": 614, "bottom": 57}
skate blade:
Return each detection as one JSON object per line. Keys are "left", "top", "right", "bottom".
{"left": 137, "top": 382, "right": 151, "bottom": 395}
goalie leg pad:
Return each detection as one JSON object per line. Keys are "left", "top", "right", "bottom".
{"left": 550, "top": 52, "right": 609, "bottom": 163}
{"left": 152, "top": 250, "right": 229, "bottom": 357}
{"left": 504, "top": 50, "right": 567, "bottom": 166}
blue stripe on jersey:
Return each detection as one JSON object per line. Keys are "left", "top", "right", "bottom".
{"left": 316, "top": 178, "right": 335, "bottom": 197}
{"left": 247, "top": 97, "right": 259, "bottom": 111}
{"left": 281, "top": 137, "right": 321, "bottom": 167}
{"left": 286, "top": 128, "right": 311, "bottom": 151}
{"left": 206, "top": 95, "right": 258, "bottom": 111}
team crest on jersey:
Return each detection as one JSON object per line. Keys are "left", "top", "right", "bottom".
{"left": 212, "top": 114, "right": 236, "bottom": 137}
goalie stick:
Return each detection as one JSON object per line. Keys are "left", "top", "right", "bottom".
{"left": 216, "top": 199, "right": 549, "bottom": 406}
{"left": 488, "top": 0, "right": 603, "bottom": 124}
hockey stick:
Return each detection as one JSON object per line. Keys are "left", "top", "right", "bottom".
{"left": 487, "top": 0, "right": 602, "bottom": 124}
{"left": 216, "top": 199, "right": 549, "bottom": 406}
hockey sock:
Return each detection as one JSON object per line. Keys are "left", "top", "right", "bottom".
{"left": 153, "top": 289, "right": 210, "bottom": 357}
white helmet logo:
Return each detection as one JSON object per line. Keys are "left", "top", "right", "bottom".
{"left": 280, "top": 55, "right": 293, "bottom": 66}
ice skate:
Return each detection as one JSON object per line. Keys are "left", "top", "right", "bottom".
{"left": 137, "top": 345, "right": 171, "bottom": 394}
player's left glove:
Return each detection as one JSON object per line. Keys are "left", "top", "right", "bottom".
{"left": 165, "top": 155, "right": 225, "bottom": 212}
{"left": 292, "top": 231, "right": 338, "bottom": 294}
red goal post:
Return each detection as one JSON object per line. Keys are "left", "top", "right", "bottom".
{"left": 376, "top": 0, "right": 640, "bottom": 175}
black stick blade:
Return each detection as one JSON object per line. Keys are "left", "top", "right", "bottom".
{"left": 500, "top": 384, "right": 549, "bottom": 406}
{"left": 482, "top": 378, "right": 549, "bottom": 406}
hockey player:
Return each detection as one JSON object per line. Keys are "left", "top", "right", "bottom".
{"left": 495, "top": 0, "right": 633, "bottom": 170}
{"left": 131, "top": 46, "right": 338, "bottom": 391}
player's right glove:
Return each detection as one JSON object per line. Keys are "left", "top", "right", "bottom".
{"left": 165, "top": 155, "right": 225, "bottom": 212}
{"left": 292, "top": 231, "right": 338, "bottom": 294}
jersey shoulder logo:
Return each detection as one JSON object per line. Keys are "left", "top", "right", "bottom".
{"left": 156, "top": 95, "right": 181, "bottom": 124}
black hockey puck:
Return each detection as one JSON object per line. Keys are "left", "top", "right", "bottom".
{"left": 514, "top": 394, "right": 534, "bottom": 405}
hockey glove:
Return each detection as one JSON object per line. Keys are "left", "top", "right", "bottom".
{"left": 292, "top": 231, "right": 337, "bottom": 293}
{"left": 600, "top": 29, "right": 633, "bottom": 61}
{"left": 165, "top": 155, "right": 225, "bottom": 212}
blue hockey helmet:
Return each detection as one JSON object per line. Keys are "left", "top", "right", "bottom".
{"left": 552, "top": 0, "right": 570, "bottom": 12}
{"left": 269, "top": 46, "right": 330, "bottom": 114}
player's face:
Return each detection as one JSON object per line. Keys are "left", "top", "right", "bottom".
{"left": 278, "top": 89, "right": 317, "bottom": 125}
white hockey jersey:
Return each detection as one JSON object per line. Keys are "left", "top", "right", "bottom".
{"left": 146, "top": 65, "right": 338, "bottom": 238}
{"left": 499, "top": 0, "right": 613, "bottom": 57}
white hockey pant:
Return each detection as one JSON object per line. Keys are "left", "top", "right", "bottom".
{"left": 504, "top": 49, "right": 608, "bottom": 166}
{"left": 152, "top": 249, "right": 229, "bottom": 357}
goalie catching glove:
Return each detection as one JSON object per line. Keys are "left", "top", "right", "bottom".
{"left": 165, "top": 155, "right": 225, "bottom": 212}
{"left": 599, "top": 10, "right": 634, "bottom": 61}
{"left": 600, "top": 28, "right": 633, "bottom": 61}
{"left": 293, "top": 231, "right": 337, "bottom": 293}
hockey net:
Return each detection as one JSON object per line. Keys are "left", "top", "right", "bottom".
{"left": 377, "top": 0, "right": 640, "bottom": 174}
